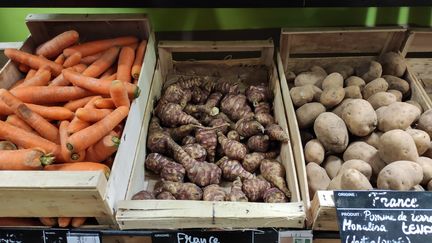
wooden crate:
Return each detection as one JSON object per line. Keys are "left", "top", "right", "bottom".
{"left": 116, "top": 40, "right": 306, "bottom": 229}
{"left": 0, "top": 14, "right": 157, "bottom": 227}
{"left": 277, "top": 27, "right": 432, "bottom": 231}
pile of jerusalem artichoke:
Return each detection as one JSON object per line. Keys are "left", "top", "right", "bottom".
{"left": 133, "top": 74, "right": 290, "bottom": 203}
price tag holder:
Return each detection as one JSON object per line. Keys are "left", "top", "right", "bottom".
{"left": 334, "top": 190, "right": 432, "bottom": 243}
{"left": 66, "top": 232, "right": 100, "bottom": 243}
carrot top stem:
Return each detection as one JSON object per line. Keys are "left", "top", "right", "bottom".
{"left": 134, "top": 87, "right": 141, "bottom": 98}
{"left": 66, "top": 143, "right": 74, "bottom": 151}
{"left": 111, "top": 136, "right": 121, "bottom": 147}
{"left": 71, "top": 153, "right": 81, "bottom": 161}
{"left": 40, "top": 154, "right": 55, "bottom": 166}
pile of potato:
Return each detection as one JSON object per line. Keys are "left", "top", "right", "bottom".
{"left": 287, "top": 52, "right": 432, "bottom": 198}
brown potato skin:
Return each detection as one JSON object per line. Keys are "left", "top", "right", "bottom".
{"left": 340, "top": 159, "right": 372, "bottom": 180}
{"left": 378, "top": 102, "right": 421, "bottom": 132}
{"left": 314, "top": 112, "right": 349, "bottom": 153}
{"left": 418, "top": 109, "right": 432, "bottom": 137}
{"left": 323, "top": 155, "right": 343, "bottom": 179}
{"left": 378, "top": 129, "right": 419, "bottom": 164}
{"left": 341, "top": 99, "right": 377, "bottom": 137}
{"left": 362, "top": 78, "right": 388, "bottom": 99}
{"left": 344, "top": 86, "right": 362, "bottom": 99}
{"left": 382, "top": 75, "right": 410, "bottom": 95}
{"left": 304, "top": 139, "right": 325, "bottom": 165}
{"left": 415, "top": 157, "right": 432, "bottom": 185}
{"left": 343, "top": 141, "right": 386, "bottom": 176}
{"left": 367, "top": 92, "right": 397, "bottom": 110}
{"left": 377, "top": 160, "right": 423, "bottom": 190}
{"left": 380, "top": 52, "right": 407, "bottom": 77}
{"left": 406, "top": 129, "right": 431, "bottom": 155}
{"left": 290, "top": 84, "right": 321, "bottom": 107}
{"left": 320, "top": 87, "right": 345, "bottom": 108}
{"left": 345, "top": 76, "right": 366, "bottom": 88}
{"left": 356, "top": 61, "right": 382, "bottom": 82}
{"left": 306, "top": 162, "right": 330, "bottom": 199}
{"left": 387, "top": 89, "right": 402, "bottom": 102}
{"left": 322, "top": 72, "right": 344, "bottom": 89}
{"left": 295, "top": 102, "right": 326, "bottom": 129}
{"left": 340, "top": 169, "right": 373, "bottom": 190}
{"left": 359, "top": 131, "right": 382, "bottom": 149}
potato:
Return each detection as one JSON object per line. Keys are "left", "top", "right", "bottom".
{"left": 423, "top": 142, "right": 432, "bottom": 159}
{"left": 378, "top": 102, "right": 421, "bottom": 131}
{"left": 356, "top": 61, "right": 382, "bottom": 82}
{"left": 300, "top": 130, "right": 314, "bottom": 147}
{"left": 296, "top": 102, "right": 326, "bottom": 129}
{"left": 359, "top": 131, "right": 382, "bottom": 149}
{"left": 322, "top": 72, "right": 344, "bottom": 89}
{"left": 332, "top": 98, "right": 353, "bottom": 117}
{"left": 341, "top": 99, "right": 377, "bottom": 136}
{"left": 362, "top": 78, "right": 388, "bottom": 99}
{"left": 428, "top": 180, "right": 432, "bottom": 191}
{"left": 387, "top": 89, "right": 402, "bottom": 102}
{"left": 327, "top": 64, "right": 354, "bottom": 79}
{"left": 345, "top": 76, "right": 366, "bottom": 88}
{"left": 377, "top": 160, "right": 423, "bottom": 190}
{"left": 343, "top": 141, "right": 386, "bottom": 176}
{"left": 312, "top": 86, "right": 323, "bottom": 101}
{"left": 327, "top": 174, "right": 342, "bottom": 190}
{"left": 340, "top": 169, "right": 373, "bottom": 190}
{"left": 290, "top": 84, "right": 319, "bottom": 107}
{"left": 415, "top": 157, "right": 432, "bottom": 185}
{"left": 311, "top": 65, "right": 328, "bottom": 77}
{"left": 285, "top": 71, "right": 296, "bottom": 82}
{"left": 323, "top": 155, "right": 343, "bottom": 179}
{"left": 304, "top": 139, "right": 325, "bottom": 164}
{"left": 382, "top": 75, "right": 410, "bottom": 95}
{"left": 380, "top": 52, "right": 407, "bottom": 77}
{"left": 340, "top": 159, "right": 372, "bottom": 180}
{"left": 320, "top": 87, "right": 345, "bottom": 108}
{"left": 344, "top": 86, "right": 362, "bottom": 99}
{"left": 418, "top": 109, "right": 432, "bottom": 137}
{"left": 294, "top": 70, "right": 326, "bottom": 87}
{"left": 406, "top": 100, "right": 423, "bottom": 113}
{"left": 411, "top": 185, "right": 425, "bottom": 191}
{"left": 306, "top": 162, "right": 331, "bottom": 198}
{"left": 367, "top": 92, "right": 397, "bottom": 110}
{"left": 314, "top": 112, "right": 349, "bottom": 153}
{"left": 406, "top": 129, "right": 431, "bottom": 155}
{"left": 378, "top": 129, "right": 419, "bottom": 164}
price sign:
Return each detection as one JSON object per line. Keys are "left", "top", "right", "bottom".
{"left": 335, "top": 190, "right": 432, "bottom": 243}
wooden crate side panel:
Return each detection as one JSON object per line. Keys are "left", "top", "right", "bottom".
{"left": 311, "top": 191, "right": 338, "bottom": 231}
{"left": 403, "top": 31, "right": 432, "bottom": 53}
{"left": 287, "top": 56, "right": 375, "bottom": 74}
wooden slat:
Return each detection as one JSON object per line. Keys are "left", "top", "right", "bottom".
{"left": 404, "top": 30, "right": 432, "bottom": 53}
{"left": 287, "top": 56, "right": 375, "bottom": 74}
{"left": 311, "top": 191, "right": 338, "bottom": 231}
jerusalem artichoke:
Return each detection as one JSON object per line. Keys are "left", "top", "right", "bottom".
{"left": 254, "top": 102, "right": 275, "bottom": 126}
{"left": 183, "top": 143, "right": 207, "bottom": 162}
{"left": 196, "top": 128, "right": 217, "bottom": 162}
{"left": 260, "top": 159, "right": 290, "bottom": 197}
{"left": 203, "top": 184, "right": 226, "bottom": 201}
{"left": 145, "top": 153, "right": 185, "bottom": 182}
{"left": 246, "top": 84, "right": 272, "bottom": 106}
{"left": 265, "top": 124, "right": 289, "bottom": 142}
{"left": 216, "top": 156, "right": 254, "bottom": 181}
{"left": 182, "top": 135, "right": 196, "bottom": 145}
{"left": 146, "top": 117, "right": 170, "bottom": 153}
{"left": 191, "top": 86, "right": 209, "bottom": 104}
{"left": 235, "top": 117, "right": 265, "bottom": 137}
{"left": 160, "top": 84, "right": 191, "bottom": 108}
{"left": 156, "top": 191, "right": 176, "bottom": 200}
{"left": 154, "top": 181, "right": 203, "bottom": 200}
{"left": 242, "top": 152, "right": 265, "bottom": 173}
{"left": 166, "top": 124, "right": 199, "bottom": 142}
{"left": 263, "top": 188, "right": 288, "bottom": 203}
{"left": 217, "top": 131, "right": 247, "bottom": 160}
{"left": 132, "top": 190, "right": 155, "bottom": 200}
{"left": 247, "top": 135, "right": 270, "bottom": 152}
{"left": 227, "top": 177, "right": 248, "bottom": 202}
{"left": 242, "top": 177, "right": 271, "bottom": 202}
{"left": 227, "top": 130, "right": 240, "bottom": 141}
{"left": 203, "top": 79, "right": 239, "bottom": 94}
{"left": 220, "top": 94, "right": 253, "bottom": 121}
{"left": 155, "top": 102, "right": 201, "bottom": 127}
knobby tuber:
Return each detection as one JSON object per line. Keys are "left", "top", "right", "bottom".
{"left": 216, "top": 156, "right": 254, "bottom": 181}
{"left": 183, "top": 143, "right": 207, "bottom": 162}
{"left": 154, "top": 181, "right": 203, "bottom": 200}
{"left": 242, "top": 177, "right": 271, "bottom": 201}
{"left": 227, "top": 130, "right": 240, "bottom": 141}
{"left": 242, "top": 152, "right": 265, "bottom": 173}
{"left": 220, "top": 94, "right": 253, "bottom": 121}
{"left": 191, "top": 86, "right": 210, "bottom": 104}
{"left": 235, "top": 117, "right": 265, "bottom": 137}
{"left": 204, "top": 79, "right": 239, "bottom": 94}
{"left": 254, "top": 102, "right": 275, "bottom": 127}
{"left": 155, "top": 102, "right": 201, "bottom": 127}
{"left": 247, "top": 135, "right": 270, "bottom": 152}
{"left": 161, "top": 84, "right": 191, "bottom": 108}
{"left": 227, "top": 177, "right": 248, "bottom": 202}
{"left": 182, "top": 135, "right": 196, "bottom": 145}
{"left": 217, "top": 131, "right": 247, "bottom": 160}
{"left": 147, "top": 117, "right": 170, "bottom": 153}
{"left": 177, "top": 76, "right": 201, "bottom": 90}
{"left": 156, "top": 191, "right": 176, "bottom": 200}
{"left": 132, "top": 190, "right": 155, "bottom": 200}
{"left": 203, "top": 184, "right": 227, "bottom": 201}
{"left": 265, "top": 124, "right": 289, "bottom": 142}
{"left": 196, "top": 128, "right": 217, "bottom": 162}
{"left": 246, "top": 84, "right": 272, "bottom": 106}
{"left": 145, "top": 153, "right": 185, "bottom": 182}
{"left": 260, "top": 159, "right": 291, "bottom": 198}
{"left": 166, "top": 124, "right": 199, "bottom": 142}
{"left": 263, "top": 188, "right": 288, "bottom": 203}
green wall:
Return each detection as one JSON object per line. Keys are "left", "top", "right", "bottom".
{"left": 0, "top": 7, "right": 431, "bottom": 42}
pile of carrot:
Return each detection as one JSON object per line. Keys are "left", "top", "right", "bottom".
{"left": 0, "top": 29, "right": 147, "bottom": 228}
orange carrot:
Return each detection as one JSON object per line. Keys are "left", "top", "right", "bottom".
{"left": 63, "top": 36, "right": 138, "bottom": 57}
{"left": 36, "top": 30, "right": 79, "bottom": 59}
{"left": 4, "top": 48, "right": 63, "bottom": 76}
{"left": 80, "top": 52, "right": 103, "bottom": 65}
{"left": 0, "top": 121, "right": 59, "bottom": 154}
{"left": 72, "top": 63, "right": 88, "bottom": 72}
{"left": 101, "top": 65, "right": 116, "bottom": 78}
{"left": 49, "top": 63, "right": 87, "bottom": 86}
{"left": 12, "top": 69, "right": 51, "bottom": 89}
{"left": 44, "top": 162, "right": 110, "bottom": 178}
{"left": 63, "top": 69, "right": 140, "bottom": 98}
{"left": 63, "top": 51, "right": 81, "bottom": 68}
{"left": 131, "top": 40, "right": 147, "bottom": 79}
{"left": 67, "top": 96, "right": 100, "bottom": 134}
{"left": 25, "top": 69, "right": 37, "bottom": 81}
{"left": 39, "top": 217, "right": 57, "bottom": 227}
{"left": 110, "top": 80, "right": 130, "bottom": 108}
{"left": 82, "top": 46, "right": 120, "bottom": 78}
{"left": 127, "top": 42, "right": 138, "bottom": 50}
{"left": 0, "top": 100, "right": 13, "bottom": 116}
{"left": 54, "top": 54, "right": 66, "bottom": 65}
{"left": 64, "top": 96, "right": 96, "bottom": 112}
{"left": 11, "top": 86, "right": 93, "bottom": 104}
{"left": 10, "top": 79, "right": 25, "bottom": 89}
{"left": 76, "top": 108, "right": 113, "bottom": 122}
{"left": 26, "top": 103, "right": 74, "bottom": 120}
{"left": 6, "top": 115, "right": 34, "bottom": 133}
{"left": 94, "top": 98, "right": 115, "bottom": 109}
{"left": 0, "top": 148, "right": 54, "bottom": 170}
{"left": 67, "top": 106, "right": 129, "bottom": 152}
{"left": 59, "top": 121, "right": 85, "bottom": 163}
{"left": 71, "top": 217, "right": 87, "bottom": 228}
{"left": 117, "top": 46, "right": 134, "bottom": 83}
{"left": 101, "top": 73, "right": 117, "bottom": 82}
{"left": 0, "top": 89, "right": 59, "bottom": 143}
{"left": 58, "top": 217, "right": 72, "bottom": 228}
{"left": 85, "top": 134, "right": 119, "bottom": 162}
{"left": 18, "top": 63, "right": 30, "bottom": 73}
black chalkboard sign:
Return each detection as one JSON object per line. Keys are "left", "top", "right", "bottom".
{"left": 335, "top": 190, "right": 432, "bottom": 243}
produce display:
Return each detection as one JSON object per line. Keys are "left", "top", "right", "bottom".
{"left": 287, "top": 52, "right": 432, "bottom": 198}
{"left": 0, "top": 30, "right": 147, "bottom": 227}
{"left": 132, "top": 66, "right": 291, "bottom": 203}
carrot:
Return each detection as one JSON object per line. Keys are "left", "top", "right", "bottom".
{"left": 39, "top": 217, "right": 57, "bottom": 227}
{"left": 4, "top": 48, "right": 63, "bottom": 76}
{"left": 0, "top": 121, "right": 59, "bottom": 155}
{"left": 67, "top": 106, "right": 129, "bottom": 152}
{"left": 85, "top": 134, "right": 119, "bottom": 162}
{"left": 26, "top": 103, "right": 74, "bottom": 120}
{"left": 127, "top": 42, "right": 138, "bottom": 50}
{"left": 101, "top": 65, "right": 116, "bottom": 78}
{"left": 116, "top": 46, "right": 134, "bottom": 83}
{"left": 0, "top": 89, "right": 59, "bottom": 143}
{"left": 0, "top": 148, "right": 54, "bottom": 170}
{"left": 12, "top": 69, "right": 51, "bottom": 89}
{"left": 82, "top": 46, "right": 120, "bottom": 78}
{"left": 64, "top": 96, "right": 96, "bottom": 112}
{"left": 110, "top": 80, "right": 130, "bottom": 108}
{"left": 131, "top": 40, "right": 147, "bottom": 79}
{"left": 58, "top": 217, "right": 72, "bottom": 228}
{"left": 49, "top": 63, "right": 87, "bottom": 86}
{"left": 6, "top": 115, "right": 34, "bottom": 133}
{"left": 133, "top": 78, "right": 138, "bottom": 85}
{"left": 63, "top": 69, "right": 140, "bottom": 98}
{"left": 11, "top": 86, "right": 93, "bottom": 104}
{"left": 67, "top": 96, "right": 101, "bottom": 134}
{"left": 0, "top": 141, "right": 18, "bottom": 150}
{"left": 80, "top": 52, "right": 103, "bottom": 65}
{"left": 0, "top": 100, "right": 13, "bottom": 115}
{"left": 45, "top": 162, "right": 110, "bottom": 178}
{"left": 54, "top": 54, "right": 66, "bottom": 65}
{"left": 63, "top": 51, "right": 81, "bottom": 68}
{"left": 18, "top": 63, "right": 30, "bottom": 73}
{"left": 71, "top": 217, "right": 87, "bottom": 228}
{"left": 101, "top": 72, "right": 117, "bottom": 82}
{"left": 59, "top": 121, "right": 85, "bottom": 163}
{"left": 0, "top": 218, "right": 42, "bottom": 226}
{"left": 63, "top": 36, "right": 138, "bottom": 57}
{"left": 36, "top": 30, "right": 79, "bottom": 59}
{"left": 76, "top": 108, "right": 113, "bottom": 122}
{"left": 94, "top": 98, "right": 115, "bottom": 109}
{"left": 25, "top": 69, "right": 37, "bottom": 80}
